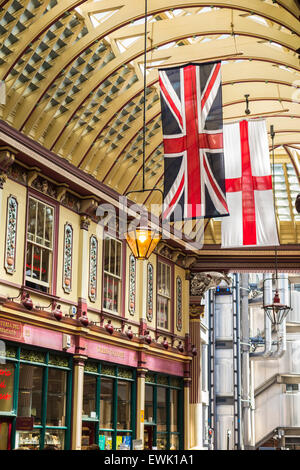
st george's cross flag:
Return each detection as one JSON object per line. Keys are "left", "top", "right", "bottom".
{"left": 221, "top": 119, "right": 279, "bottom": 248}
{"left": 159, "top": 62, "right": 229, "bottom": 221}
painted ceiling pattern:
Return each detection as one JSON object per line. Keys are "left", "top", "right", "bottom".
{"left": 0, "top": 0, "right": 299, "bottom": 245}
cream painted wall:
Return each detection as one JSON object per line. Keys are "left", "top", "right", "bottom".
{"left": 56, "top": 205, "right": 80, "bottom": 303}
{"left": 0, "top": 180, "right": 27, "bottom": 291}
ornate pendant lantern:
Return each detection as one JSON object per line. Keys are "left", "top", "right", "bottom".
{"left": 125, "top": 216, "right": 161, "bottom": 260}
{"left": 263, "top": 284, "right": 291, "bottom": 326}
{"left": 123, "top": 0, "right": 163, "bottom": 259}
{"left": 262, "top": 126, "right": 291, "bottom": 326}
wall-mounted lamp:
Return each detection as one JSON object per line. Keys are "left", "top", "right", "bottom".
{"left": 79, "top": 312, "right": 89, "bottom": 327}
{"left": 144, "top": 330, "right": 152, "bottom": 345}
{"left": 21, "top": 292, "right": 33, "bottom": 310}
{"left": 173, "top": 340, "right": 184, "bottom": 353}
{"left": 52, "top": 303, "right": 63, "bottom": 321}
{"left": 125, "top": 326, "right": 134, "bottom": 340}
{"left": 105, "top": 320, "right": 114, "bottom": 335}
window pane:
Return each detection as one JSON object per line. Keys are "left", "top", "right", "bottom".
{"left": 45, "top": 206, "right": 53, "bottom": 249}
{"left": 100, "top": 378, "right": 113, "bottom": 429}
{"left": 117, "top": 381, "right": 131, "bottom": 430}
{"left": 156, "top": 433, "right": 167, "bottom": 450}
{"left": 110, "top": 239, "right": 115, "bottom": 274}
{"left": 157, "top": 387, "right": 167, "bottom": 432}
{"left": 0, "top": 363, "right": 14, "bottom": 413}
{"left": 44, "top": 429, "right": 65, "bottom": 450}
{"left": 170, "top": 434, "right": 179, "bottom": 450}
{"left": 115, "top": 242, "right": 121, "bottom": 277}
{"left": 16, "top": 430, "right": 41, "bottom": 450}
{"left": 18, "top": 364, "right": 43, "bottom": 425}
{"left": 103, "top": 274, "right": 119, "bottom": 313}
{"left": 36, "top": 202, "right": 45, "bottom": 245}
{"left": 104, "top": 238, "right": 110, "bottom": 272}
{"left": 27, "top": 198, "right": 37, "bottom": 241}
{"left": 26, "top": 243, "right": 33, "bottom": 278}
{"left": 166, "top": 265, "right": 170, "bottom": 296}
{"left": 170, "top": 389, "right": 178, "bottom": 432}
{"left": 46, "top": 369, "right": 67, "bottom": 426}
{"left": 145, "top": 385, "right": 154, "bottom": 423}
{"left": 41, "top": 248, "right": 50, "bottom": 284}
{"left": 157, "top": 295, "right": 168, "bottom": 329}
{"left": 99, "top": 431, "right": 113, "bottom": 450}
{"left": 83, "top": 375, "right": 97, "bottom": 419}
{"left": 116, "top": 432, "right": 131, "bottom": 450}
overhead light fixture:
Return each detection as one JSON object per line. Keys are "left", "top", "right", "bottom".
{"left": 124, "top": 0, "right": 163, "bottom": 260}
{"left": 262, "top": 126, "right": 291, "bottom": 326}
{"left": 125, "top": 214, "right": 161, "bottom": 260}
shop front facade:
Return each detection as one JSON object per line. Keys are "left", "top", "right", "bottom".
{"left": 0, "top": 123, "right": 197, "bottom": 450}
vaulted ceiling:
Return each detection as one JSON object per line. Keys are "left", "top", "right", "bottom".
{"left": 0, "top": 0, "right": 299, "bottom": 246}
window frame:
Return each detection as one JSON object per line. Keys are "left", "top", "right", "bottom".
{"left": 83, "top": 363, "right": 136, "bottom": 450}
{"left": 24, "top": 190, "right": 58, "bottom": 295}
{"left": 0, "top": 344, "right": 72, "bottom": 450}
{"left": 102, "top": 235, "right": 123, "bottom": 315}
{"left": 156, "top": 258, "right": 174, "bottom": 331}
{"left": 144, "top": 373, "right": 184, "bottom": 451}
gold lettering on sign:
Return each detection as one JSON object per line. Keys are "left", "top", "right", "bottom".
{"left": 97, "top": 345, "right": 125, "bottom": 359}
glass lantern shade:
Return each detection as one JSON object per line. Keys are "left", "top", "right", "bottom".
{"left": 125, "top": 227, "right": 161, "bottom": 260}
{"left": 263, "top": 277, "right": 291, "bottom": 326}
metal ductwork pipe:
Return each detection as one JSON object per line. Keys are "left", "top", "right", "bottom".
{"left": 250, "top": 274, "right": 272, "bottom": 360}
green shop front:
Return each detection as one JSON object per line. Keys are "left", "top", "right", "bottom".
{"left": 0, "top": 342, "right": 72, "bottom": 450}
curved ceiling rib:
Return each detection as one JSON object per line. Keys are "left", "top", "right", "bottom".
{"left": 2, "top": 2, "right": 298, "bottom": 131}
{"left": 0, "top": 0, "right": 299, "bottom": 244}
{"left": 53, "top": 62, "right": 298, "bottom": 168}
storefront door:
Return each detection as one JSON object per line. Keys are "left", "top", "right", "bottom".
{"left": 144, "top": 425, "right": 154, "bottom": 450}
{"left": 0, "top": 418, "right": 12, "bottom": 450}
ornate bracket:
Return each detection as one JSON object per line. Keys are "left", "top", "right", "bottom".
{"left": 190, "top": 271, "right": 231, "bottom": 299}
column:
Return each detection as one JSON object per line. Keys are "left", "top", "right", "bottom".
{"left": 71, "top": 354, "right": 87, "bottom": 450}
{"left": 189, "top": 307, "right": 203, "bottom": 449}
{"left": 136, "top": 367, "right": 147, "bottom": 445}
{"left": 184, "top": 376, "right": 191, "bottom": 450}
{"left": 77, "top": 215, "right": 90, "bottom": 317}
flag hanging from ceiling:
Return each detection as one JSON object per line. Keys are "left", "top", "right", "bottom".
{"left": 159, "top": 62, "right": 229, "bottom": 221}
{"left": 221, "top": 119, "right": 279, "bottom": 248}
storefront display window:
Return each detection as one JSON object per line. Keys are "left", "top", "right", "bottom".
{"left": 83, "top": 363, "right": 135, "bottom": 450}
{"left": 117, "top": 381, "right": 131, "bottom": 430}
{"left": 0, "top": 345, "right": 72, "bottom": 450}
{"left": 82, "top": 375, "right": 97, "bottom": 419}
{"left": 44, "top": 429, "right": 65, "bottom": 450}
{"left": 100, "top": 377, "right": 113, "bottom": 429}
{"left": 0, "top": 363, "right": 14, "bottom": 413}
{"left": 46, "top": 369, "right": 67, "bottom": 427}
{"left": 144, "top": 373, "right": 183, "bottom": 450}
{"left": 16, "top": 430, "right": 41, "bottom": 450}
{"left": 18, "top": 364, "right": 42, "bottom": 425}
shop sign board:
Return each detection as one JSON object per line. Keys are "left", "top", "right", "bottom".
{"left": 0, "top": 319, "right": 22, "bottom": 341}
{"left": 16, "top": 417, "right": 34, "bottom": 431}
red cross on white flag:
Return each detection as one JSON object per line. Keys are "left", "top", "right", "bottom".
{"left": 221, "top": 119, "right": 279, "bottom": 248}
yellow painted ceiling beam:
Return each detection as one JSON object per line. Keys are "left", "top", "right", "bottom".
{"left": 19, "top": 37, "right": 300, "bottom": 149}
{"left": 7, "top": 4, "right": 299, "bottom": 131}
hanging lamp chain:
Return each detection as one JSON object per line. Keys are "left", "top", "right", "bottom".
{"left": 142, "top": 0, "right": 148, "bottom": 192}
{"left": 270, "top": 124, "right": 278, "bottom": 286}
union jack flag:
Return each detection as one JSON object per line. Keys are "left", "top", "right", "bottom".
{"left": 159, "top": 62, "right": 229, "bottom": 221}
